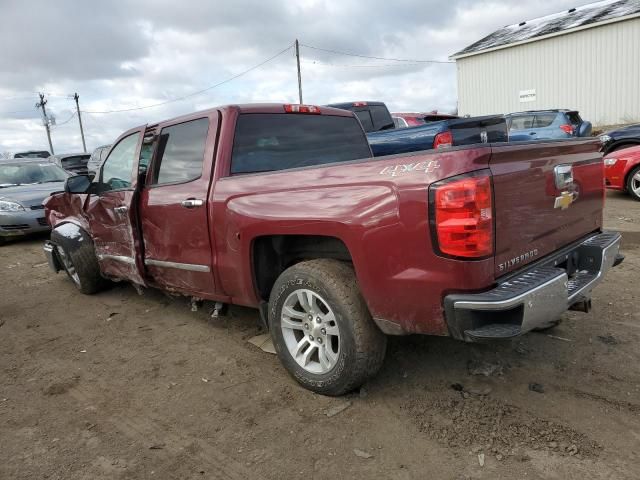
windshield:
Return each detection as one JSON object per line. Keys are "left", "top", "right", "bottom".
{"left": 0, "top": 162, "right": 68, "bottom": 186}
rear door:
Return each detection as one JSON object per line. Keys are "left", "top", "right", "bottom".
{"left": 489, "top": 139, "right": 604, "bottom": 277}
{"left": 138, "top": 113, "right": 218, "bottom": 296}
{"left": 85, "top": 128, "right": 146, "bottom": 284}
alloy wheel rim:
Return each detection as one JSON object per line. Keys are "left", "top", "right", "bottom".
{"left": 632, "top": 172, "right": 640, "bottom": 196}
{"left": 57, "top": 247, "right": 80, "bottom": 286}
{"left": 280, "top": 289, "right": 340, "bottom": 374}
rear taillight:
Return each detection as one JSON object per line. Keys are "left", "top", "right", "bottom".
{"left": 284, "top": 104, "right": 321, "bottom": 114}
{"left": 433, "top": 130, "right": 453, "bottom": 149}
{"left": 353, "top": 101, "right": 367, "bottom": 107}
{"left": 559, "top": 124, "right": 574, "bottom": 135}
{"left": 430, "top": 172, "right": 494, "bottom": 258}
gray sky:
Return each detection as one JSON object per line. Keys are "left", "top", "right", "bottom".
{"left": 0, "top": 0, "right": 580, "bottom": 155}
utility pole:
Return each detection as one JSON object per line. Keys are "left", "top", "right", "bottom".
{"left": 73, "top": 93, "right": 87, "bottom": 152}
{"left": 36, "top": 93, "right": 54, "bottom": 155}
{"left": 295, "top": 39, "right": 303, "bottom": 104}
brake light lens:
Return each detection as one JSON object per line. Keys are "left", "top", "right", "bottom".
{"left": 353, "top": 101, "right": 367, "bottom": 107}
{"left": 284, "top": 104, "right": 321, "bottom": 114}
{"left": 433, "top": 130, "right": 453, "bottom": 149}
{"left": 559, "top": 124, "right": 574, "bottom": 135}
{"left": 431, "top": 173, "right": 494, "bottom": 258}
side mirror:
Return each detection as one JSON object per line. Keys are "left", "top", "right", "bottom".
{"left": 64, "top": 174, "right": 92, "bottom": 194}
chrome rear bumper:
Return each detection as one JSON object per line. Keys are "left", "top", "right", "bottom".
{"left": 444, "top": 231, "right": 623, "bottom": 341}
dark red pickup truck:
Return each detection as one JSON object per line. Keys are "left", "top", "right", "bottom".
{"left": 43, "top": 103, "right": 623, "bottom": 395}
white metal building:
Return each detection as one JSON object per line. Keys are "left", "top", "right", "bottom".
{"left": 451, "top": 0, "right": 640, "bottom": 127}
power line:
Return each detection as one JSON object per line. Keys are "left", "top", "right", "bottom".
{"left": 51, "top": 111, "right": 77, "bottom": 127}
{"left": 82, "top": 43, "right": 295, "bottom": 114}
{"left": 299, "top": 42, "right": 454, "bottom": 64}
{"left": 302, "top": 60, "right": 428, "bottom": 68}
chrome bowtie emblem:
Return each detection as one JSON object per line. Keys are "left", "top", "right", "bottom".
{"left": 553, "top": 164, "right": 577, "bottom": 209}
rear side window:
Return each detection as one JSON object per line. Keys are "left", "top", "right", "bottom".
{"left": 62, "top": 155, "right": 89, "bottom": 167}
{"left": 508, "top": 115, "right": 534, "bottom": 130}
{"left": 354, "top": 110, "right": 374, "bottom": 131}
{"left": 393, "top": 117, "right": 408, "bottom": 128}
{"left": 231, "top": 114, "right": 371, "bottom": 174}
{"left": 566, "top": 112, "right": 582, "bottom": 126}
{"left": 533, "top": 114, "right": 557, "bottom": 128}
{"left": 369, "top": 105, "right": 394, "bottom": 130}
{"left": 151, "top": 118, "right": 209, "bottom": 185}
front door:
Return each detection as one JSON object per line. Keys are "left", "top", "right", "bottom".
{"left": 138, "top": 113, "right": 218, "bottom": 296}
{"left": 85, "top": 127, "right": 146, "bottom": 285}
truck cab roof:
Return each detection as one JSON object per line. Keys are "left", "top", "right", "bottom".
{"left": 140, "top": 103, "right": 356, "bottom": 131}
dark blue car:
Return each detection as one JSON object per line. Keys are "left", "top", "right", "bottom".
{"left": 506, "top": 110, "right": 592, "bottom": 142}
{"left": 601, "top": 123, "right": 640, "bottom": 155}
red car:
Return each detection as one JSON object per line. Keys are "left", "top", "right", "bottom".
{"left": 604, "top": 145, "right": 640, "bottom": 200}
{"left": 392, "top": 111, "right": 458, "bottom": 128}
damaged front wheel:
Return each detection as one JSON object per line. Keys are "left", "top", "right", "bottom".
{"left": 50, "top": 228, "right": 109, "bottom": 295}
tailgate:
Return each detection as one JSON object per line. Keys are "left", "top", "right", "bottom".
{"left": 450, "top": 116, "right": 508, "bottom": 147}
{"left": 490, "top": 139, "right": 604, "bottom": 277}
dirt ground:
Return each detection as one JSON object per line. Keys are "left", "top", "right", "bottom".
{"left": 1, "top": 191, "right": 639, "bottom": 480}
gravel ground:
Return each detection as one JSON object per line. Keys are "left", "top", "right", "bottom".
{"left": 0, "top": 190, "right": 639, "bottom": 480}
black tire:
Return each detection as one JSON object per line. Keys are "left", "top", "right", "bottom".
{"left": 51, "top": 229, "right": 109, "bottom": 295}
{"left": 626, "top": 165, "right": 640, "bottom": 201}
{"left": 269, "top": 259, "right": 387, "bottom": 396}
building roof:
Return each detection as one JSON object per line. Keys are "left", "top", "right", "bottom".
{"left": 452, "top": 0, "right": 640, "bottom": 59}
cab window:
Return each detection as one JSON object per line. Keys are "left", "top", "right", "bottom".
{"left": 100, "top": 133, "right": 139, "bottom": 191}
{"left": 150, "top": 118, "right": 209, "bottom": 185}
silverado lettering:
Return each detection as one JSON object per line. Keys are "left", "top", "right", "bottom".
{"left": 498, "top": 249, "right": 539, "bottom": 272}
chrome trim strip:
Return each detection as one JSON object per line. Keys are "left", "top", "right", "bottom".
{"left": 97, "top": 254, "right": 136, "bottom": 265}
{"left": 145, "top": 259, "right": 210, "bottom": 273}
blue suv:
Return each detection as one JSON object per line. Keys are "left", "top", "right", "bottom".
{"left": 506, "top": 110, "right": 592, "bottom": 142}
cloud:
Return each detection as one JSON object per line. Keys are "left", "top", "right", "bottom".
{"left": 0, "top": 0, "right": 578, "bottom": 154}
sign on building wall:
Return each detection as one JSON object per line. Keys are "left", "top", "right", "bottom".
{"left": 519, "top": 89, "right": 536, "bottom": 103}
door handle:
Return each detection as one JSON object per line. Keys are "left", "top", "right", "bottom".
{"left": 181, "top": 199, "right": 204, "bottom": 209}
{"left": 114, "top": 206, "right": 128, "bottom": 215}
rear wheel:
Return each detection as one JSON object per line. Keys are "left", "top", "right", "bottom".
{"left": 626, "top": 165, "right": 640, "bottom": 201}
{"left": 51, "top": 230, "right": 109, "bottom": 294}
{"left": 269, "top": 259, "right": 386, "bottom": 396}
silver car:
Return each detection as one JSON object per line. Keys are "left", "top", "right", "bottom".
{"left": 48, "top": 152, "right": 91, "bottom": 175}
{"left": 87, "top": 144, "right": 111, "bottom": 176}
{"left": 0, "top": 159, "right": 68, "bottom": 244}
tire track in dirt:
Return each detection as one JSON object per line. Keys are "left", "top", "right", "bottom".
{"left": 552, "top": 384, "right": 640, "bottom": 414}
